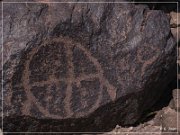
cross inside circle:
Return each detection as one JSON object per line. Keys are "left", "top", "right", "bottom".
{"left": 20, "top": 36, "right": 117, "bottom": 119}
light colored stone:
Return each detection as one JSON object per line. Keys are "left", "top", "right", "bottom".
{"left": 172, "top": 89, "right": 180, "bottom": 111}
{"left": 162, "top": 107, "right": 179, "bottom": 132}
{"left": 171, "top": 28, "right": 180, "bottom": 42}
{"left": 170, "top": 12, "right": 180, "bottom": 27}
{"left": 0, "top": 129, "right": 3, "bottom": 135}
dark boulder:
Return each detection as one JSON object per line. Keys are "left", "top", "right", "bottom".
{"left": 1, "top": 1, "right": 176, "bottom": 132}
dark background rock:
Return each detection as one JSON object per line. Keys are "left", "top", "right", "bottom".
{"left": 1, "top": 0, "right": 176, "bottom": 132}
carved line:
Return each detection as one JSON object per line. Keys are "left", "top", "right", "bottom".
{"left": 74, "top": 40, "right": 117, "bottom": 101}
{"left": 31, "top": 77, "right": 68, "bottom": 87}
{"left": 74, "top": 74, "right": 99, "bottom": 87}
{"left": 60, "top": 37, "right": 116, "bottom": 117}
{"left": 21, "top": 36, "right": 117, "bottom": 118}
{"left": 22, "top": 46, "right": 40, "bottom": 115}
{"left": 137, "top": 47, "right": 159, "bottom": 76}
{"left": 22, "top": 43, "right": 66, "bottom": 119}
{"left": 63, "top": 44, "right": 74, "bottom": 117}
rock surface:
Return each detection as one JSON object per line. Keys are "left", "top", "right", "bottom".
{"left": 170, "top": 12, "right": 180, "bottom": 28}
{"left": 1, "top": 1, "right": 176, "bottom": 132}
{"left": 170, "top": 12, "right": 180, "bottom": 42}
{"left": 101, "top": 87, "right": 179, "bottom": 135}
{"left": 161, "top": 107, "right": 179, "bottom": 132}
{"left": 101, "top": 106, "right": 179, "bottom": 135}
{"left": 172, "top": 89, "right": 180, "bottom": 111}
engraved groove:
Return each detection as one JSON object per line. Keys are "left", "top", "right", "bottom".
{"left": 19, "top": 36, "right": 117, "bottom": 118}
{"left": 64, "top": 44, "right": 74, "bottom": 116}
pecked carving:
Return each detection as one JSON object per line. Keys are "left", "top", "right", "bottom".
{"left": 2, "top": 2, "right": 176, "bottom": 132}
{"left": 10, "top": 36, "right": 117, "bottom": 119}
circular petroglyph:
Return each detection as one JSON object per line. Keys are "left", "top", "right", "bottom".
{"left": 11, "top": 36, "right": 117, "bottom": 119}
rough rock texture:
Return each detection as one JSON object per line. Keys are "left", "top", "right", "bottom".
{"left": 170, "top": 12, "right": 180, "bottom": 42}
{"left": 172, "top": 89, "right": 180, "bottom": 112}
{"left": 1, "top": 1, "right": 176, "bottom": 132}
{"left": 101, "top": 88, "right": 179, "bottom": 135}
{"left": 161, "top": 107, "right": 179, "bottom": 133}
{"left": 101, "top": 107, "right": 179, "bottom": 135}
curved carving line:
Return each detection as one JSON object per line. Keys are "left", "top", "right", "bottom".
{"left": 21, "top": 36, "right": 117, "bottom": 119}
{"left": 53, "top": 37, "right": 117, "bottom": 113}
{"left": 75, "top": 41, "right": 117, "bottom": 101}
{"left": 22, "top": 42, "right": 65, "bottom": 119}
{"left": 137, "top": 46, "right": 159, "bottom": 76}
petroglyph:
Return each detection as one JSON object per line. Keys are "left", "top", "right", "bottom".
{"left": 11, "top": 36, "right": 117, "bottom": 119}
{"left": 137, "top": 45, "right": 160, "bottom": 76}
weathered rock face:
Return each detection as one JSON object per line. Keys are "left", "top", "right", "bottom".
{"left": 1, "top": 1, "right": 176, "bottom": 132}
